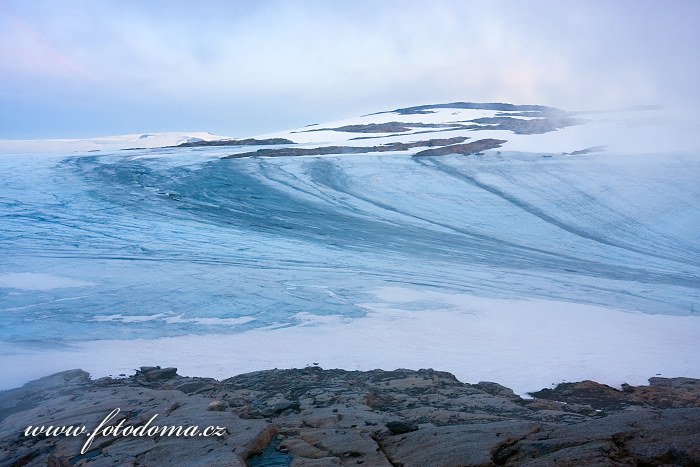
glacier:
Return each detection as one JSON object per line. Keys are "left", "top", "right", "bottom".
{"left": 1, "top": 103, "right": 699, "bottom": 393}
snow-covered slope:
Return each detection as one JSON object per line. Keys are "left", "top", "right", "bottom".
{"left": 0, "top": 131, "right": 230, "bottom": 154}
{"left": 1, "top": 102, "right": 699, "bottom": 393}
{"left": 253, "top": 102, "right": 698, "bottom": 156}
{"left": 2, "top": 102, "right": 695, "bottom": 156}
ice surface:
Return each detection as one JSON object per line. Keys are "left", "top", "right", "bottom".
{"left": 0, "top": 273, "right": 95, "bottom": 291}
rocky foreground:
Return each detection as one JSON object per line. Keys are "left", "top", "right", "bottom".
{"left": 1, "top": 368, "right": 699, "bottom": 466}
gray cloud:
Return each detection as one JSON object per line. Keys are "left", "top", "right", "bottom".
{"left": 1, "top": 0, "right": 698, "bottom": 138}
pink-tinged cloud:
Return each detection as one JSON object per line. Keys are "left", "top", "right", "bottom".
{"left": 0, "top": 17, "right": 95, "bottom": 81}
{"left": 0, "top": 0, "right": 699, "bottom": 139}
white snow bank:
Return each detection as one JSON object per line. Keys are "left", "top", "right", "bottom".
{"left": 0, "top": 132, "right": 231, "bottom": 155}
{"left": 2, "top": 287, "right": 698, "bottom": 395}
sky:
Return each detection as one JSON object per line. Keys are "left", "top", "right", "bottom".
{"left": 1, "top": 0, "right": 699, "bottom": 139}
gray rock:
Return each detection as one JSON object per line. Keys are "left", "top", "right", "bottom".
{"left": 385, "top": 420, "right": 418, "bottom": 435}
{"left": 142, "top": 367, "right": 178, "bottom": 381}
{"left": 94, "top": 376, "right": 116, "bottom": 386}
{"left": 381, "top": 421, "right": 540, "bottom": 467}
{"left": 207, "top": 400, "right": 227, "bottom": 411}
{"left": 473, "top": 381, "right": 517, "bottom": 398}
{"left": 263, "top": 400, "right": 301, "bottom": 417}
{"left": 2, "top": 368, "right": 699, "bottom": 466}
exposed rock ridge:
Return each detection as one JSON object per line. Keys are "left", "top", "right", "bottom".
{"left": 173, "top": 137, "right": 295, "bottom": 148}
{"left": 1, "top": 367, "right": 699, "bottom": 466}
{"left": 222, "top": 136, "right": 475, "bottom": 159}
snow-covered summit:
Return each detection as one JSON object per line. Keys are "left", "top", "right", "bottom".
{"left": 256, "top": 101, "right": 697, "bottom": 156}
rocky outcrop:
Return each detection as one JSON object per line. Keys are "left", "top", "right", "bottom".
{"left": 222, "top": 137, "right": 507, "bottom": 160}
{"left": 565, "top": 145, "right": 607, "bottom": 155}
{"left": 1, "top": 368, "right": 699, "bottom": 466}
{"left": 386, "top": 102, "right": 561, "bottom": 115}
{"left": 174, "top": 137, "right": 295, "bottom": 148}
{"left": 413, "top": 138, "right": 507, "bottom": 157}
{"left": 0, "top": 369, "right": 274, "bottom": 466}
{"left": 294, "top": 122, "right": 473, "bottom": 134}
{"left": 467, "top": 116, "right": 585, "bottom": 134}
{"left": 531, "top": 377, "right": 700, "bottom": 409}
{"left": 222, "top": 137, "right": 471, "bottom": 159}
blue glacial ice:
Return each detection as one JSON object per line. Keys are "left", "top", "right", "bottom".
{"left": 1, "top": 147, "right": 699, "bottom": 348}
